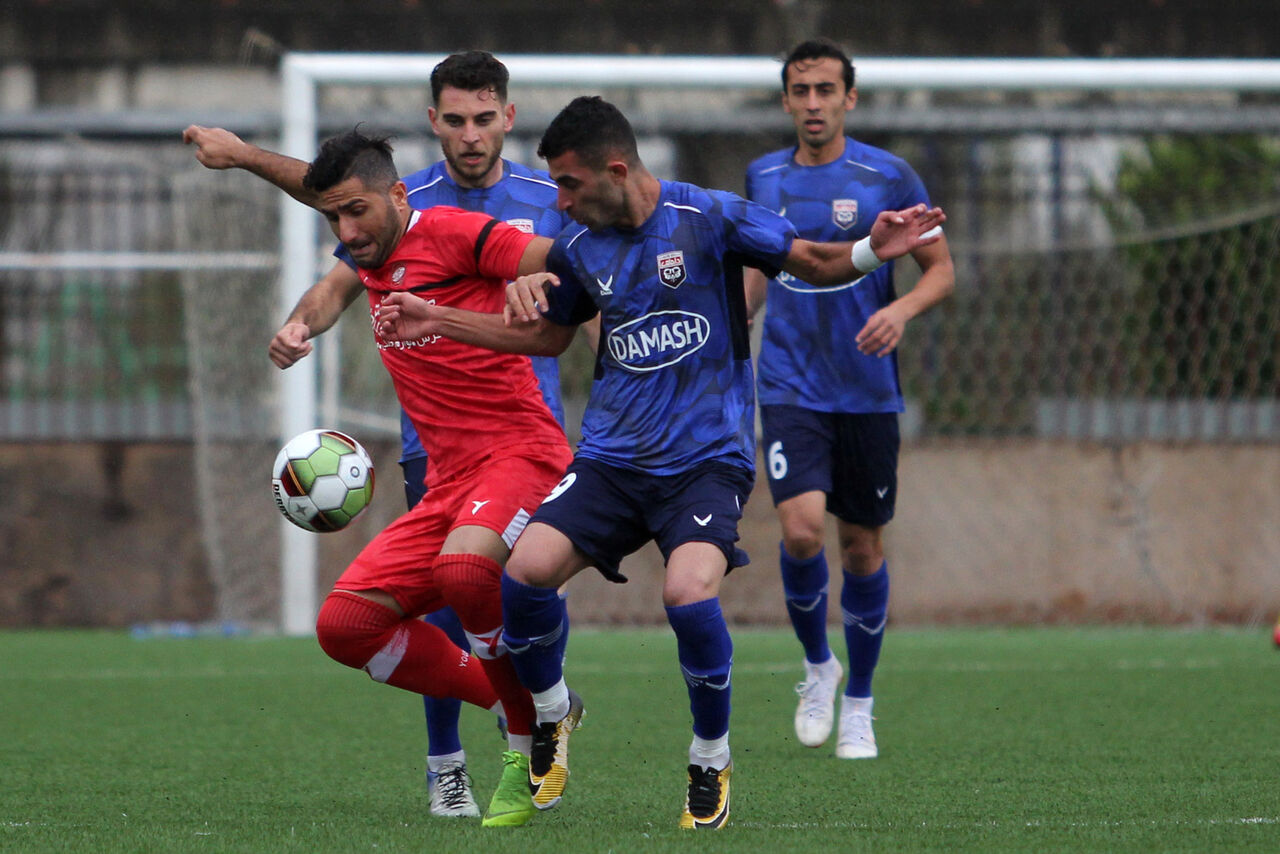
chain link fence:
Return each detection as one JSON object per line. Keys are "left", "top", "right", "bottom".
{"left": 2, "top": 91, "right": 1277, "bottom": 626}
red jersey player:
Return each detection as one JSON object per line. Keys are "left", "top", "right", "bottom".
{"left": 283, "top": 128, "right": 570, "bottom": 828}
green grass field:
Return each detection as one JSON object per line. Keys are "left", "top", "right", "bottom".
{"left": 2, "top": 627, "right": 1278, "bottom": 853}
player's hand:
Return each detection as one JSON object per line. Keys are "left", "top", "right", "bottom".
{"left": 182, "top": 125, "right": 249, "bottom": 170}
{"left": 868, "top": 204, "right": 946, "bottom": 262}
{"left": 855, "top": 302, "right": 911, "bottom": 357}
{"left": 505, "top": 272, "right": 559, "bottom": 325}
{"left": 268, "top": 321, "right": 313, "bottom": 369}
{"left": 377, "top": 292, "right": 437, "bottom": 341}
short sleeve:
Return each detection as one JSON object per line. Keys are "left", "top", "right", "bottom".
{"left": 543, "top": 240, "right": 598, "bottom": 326}
{"left": 721, "top": 193, "right": 796, "bottom": 279}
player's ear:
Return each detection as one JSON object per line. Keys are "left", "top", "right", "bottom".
{"left": 427, "top": 106, "right": 440, "bottom": 134}
{"left": 845, "top": 87, "right": 858, "bottom": 111}
{"left": 390, "top": 181, "right": 408, "bottom": 206}
{"left": 606, "top": 160, "right": 628, "bottom": 184}
{"left": 503, "top": 102, "right": 516, "bottom": 133}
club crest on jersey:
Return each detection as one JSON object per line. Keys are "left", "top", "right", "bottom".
{"left": 506, "top": 218, "right": 534, "bottom": 233}
{"left": 832, "top": 199, "right": 858, "bottom": 230}
{"left": 657, "top": 250, "right": 687, "bottom": 289}
{"left": 391, "top": 265, "right": 406, "bottom": 283}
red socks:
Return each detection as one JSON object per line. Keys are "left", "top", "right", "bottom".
{"left": 315, "top": 590, "right": 499, "bottom": 711}
{"left": 434, "top": 553, "right": 535, "bottom": 737}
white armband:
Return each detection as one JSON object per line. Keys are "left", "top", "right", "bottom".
{"left": 850, "top": 236, "right": 884, "bottom": 275}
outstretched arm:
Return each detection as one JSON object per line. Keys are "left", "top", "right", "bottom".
{"left": 782, "top": 203, "right": 946, "bottom": 286}
{"left": 377, "top": 291, "right": 577, "bottom": 357}
{"left": 269, "top": 262, "right": 365, "bottom": 368}
{"left": 182, "top": 125, "right": 317, "bottom": 208}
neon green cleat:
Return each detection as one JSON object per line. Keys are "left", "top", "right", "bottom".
{"left": 481, "top": 751, "right": 536, "bottom": 828}
{"left": 529, "top": 689, "right": 585, "bottom": 810}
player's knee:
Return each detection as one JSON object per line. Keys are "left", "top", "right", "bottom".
{"left": 781, "top": 527, "right": 825, "bottom": 560}
{"left": 504, "top": 551, "right": 558, "bottom": 589}
{"left": 840, "top": 531, "right": 884, "bottom": 575}
{"left": 314, "top": 591, "right": 399, "bottom": 673}
{"left": 662, "top": 576, "right": 719, "bottom": 609}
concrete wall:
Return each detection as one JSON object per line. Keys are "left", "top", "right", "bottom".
{"left": 3, "top": 440, "right": 1275, "bottom": 629}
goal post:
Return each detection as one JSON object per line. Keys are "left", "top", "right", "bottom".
{"left": 272, "top": 54, "right": 1280, "bottom": 634}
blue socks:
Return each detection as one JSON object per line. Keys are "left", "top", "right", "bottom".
{"left": 421, "top": 607, "right": 465, "bottom": 756}
{"left": 780, "top": 543, "right": 832, "bottom": 664}
{"left": 841, "top": 561, "right": 889, "bottom": 698}
{"left": 501, "top": 573, "right": 568, "bottom": 695}
{"left": 667, "top": 598, "right": 733, "bottom": 740}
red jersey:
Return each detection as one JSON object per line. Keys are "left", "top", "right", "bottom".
{"left": 358, "top": 206, "right": 567, "bottom": 484}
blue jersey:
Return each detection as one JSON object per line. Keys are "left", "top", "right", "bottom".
{"left": 746, "top": 137, "right": 930, "bottom": 413}
{"left": 334, "top": 160, "right": 571, "bottom": 461}
{"left": 542, "top": 180, "right": 794, "bottom": 476}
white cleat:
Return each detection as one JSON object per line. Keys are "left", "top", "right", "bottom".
{"left": 793, "top": 656, "right": 843, "bottom": 747}
{"left": 427, "top": 759, "right": 481, "bottom": 818}
{"left": 836, "top": 695, "right": 878, "bottom": 759}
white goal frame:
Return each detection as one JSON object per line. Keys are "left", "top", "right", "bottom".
{"left": 275, "top": 53, "right": 1280, "bottom": 634}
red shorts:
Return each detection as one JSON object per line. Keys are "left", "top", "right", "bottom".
{"left": 336, "top": 441, "right": 572, "bottom": 615}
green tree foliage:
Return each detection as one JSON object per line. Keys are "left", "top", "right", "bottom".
{"left": 1105, "top": 136, "right": 1280, "bottom": 399}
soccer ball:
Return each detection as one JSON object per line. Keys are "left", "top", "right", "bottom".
{"left": 271, "top": 429, "right": 375, "bottom": 532}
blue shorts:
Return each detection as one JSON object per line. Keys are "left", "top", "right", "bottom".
{"left": 759, "top": 405, "right": 899, "bottom": 528}
{"left": 530, "top": 457, "right": 754, "bottom": 583}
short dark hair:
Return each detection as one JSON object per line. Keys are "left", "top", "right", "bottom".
{"left": 537, "top": 96, "right": 638, "bottom": 169}
{"left": 430, "top": 50, "right": 510, "bottom": 105}
{"left": 782, "top": 38, "right": 855, "bottom": 92}
{"left": 302, "top": 127, "right": 399, "bottom": 193}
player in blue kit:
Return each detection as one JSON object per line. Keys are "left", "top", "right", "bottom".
{"left": 744, "top": 39, "right": 955, "bottom": 760}
{"left": 184, "top": 50, "right": 583, "bottom": 819}
{"left": 376, "top": 95, "right": 945, "bottom": 829}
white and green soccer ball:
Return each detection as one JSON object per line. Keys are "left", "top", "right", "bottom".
{"left": 271, "top": 429, "right": 375, "bottom": 532}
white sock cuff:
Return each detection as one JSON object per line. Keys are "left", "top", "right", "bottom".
{"left": 690, "top": 735, "right": 731, "bottom": 770}
{"left": 427, "top": 749, "right": 465, "bottom": 771}
{"left": 807, "top": 654, "right": 840, "bottom": 672}
{"left": 842, "top": 695, "right": 874, "bottom": 713}
{"left": 532, "top": 680, "right": 570, "bottom": 722}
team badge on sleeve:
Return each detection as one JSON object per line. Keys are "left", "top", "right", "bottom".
{"left": 832, "top": 199, "right": 858, "bottom": 230}
{"left": 658, "top": 250, "right": 687, "bottom": 289}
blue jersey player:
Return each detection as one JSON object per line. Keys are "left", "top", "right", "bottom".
{"left": 744, "top": 39, "right": 955, "bottom": 761}
{"left": 376, "top": 95, "right": 945, "bottom": 830}
{"left": 185, "top": 50, "right": 586, "bottom": 819}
